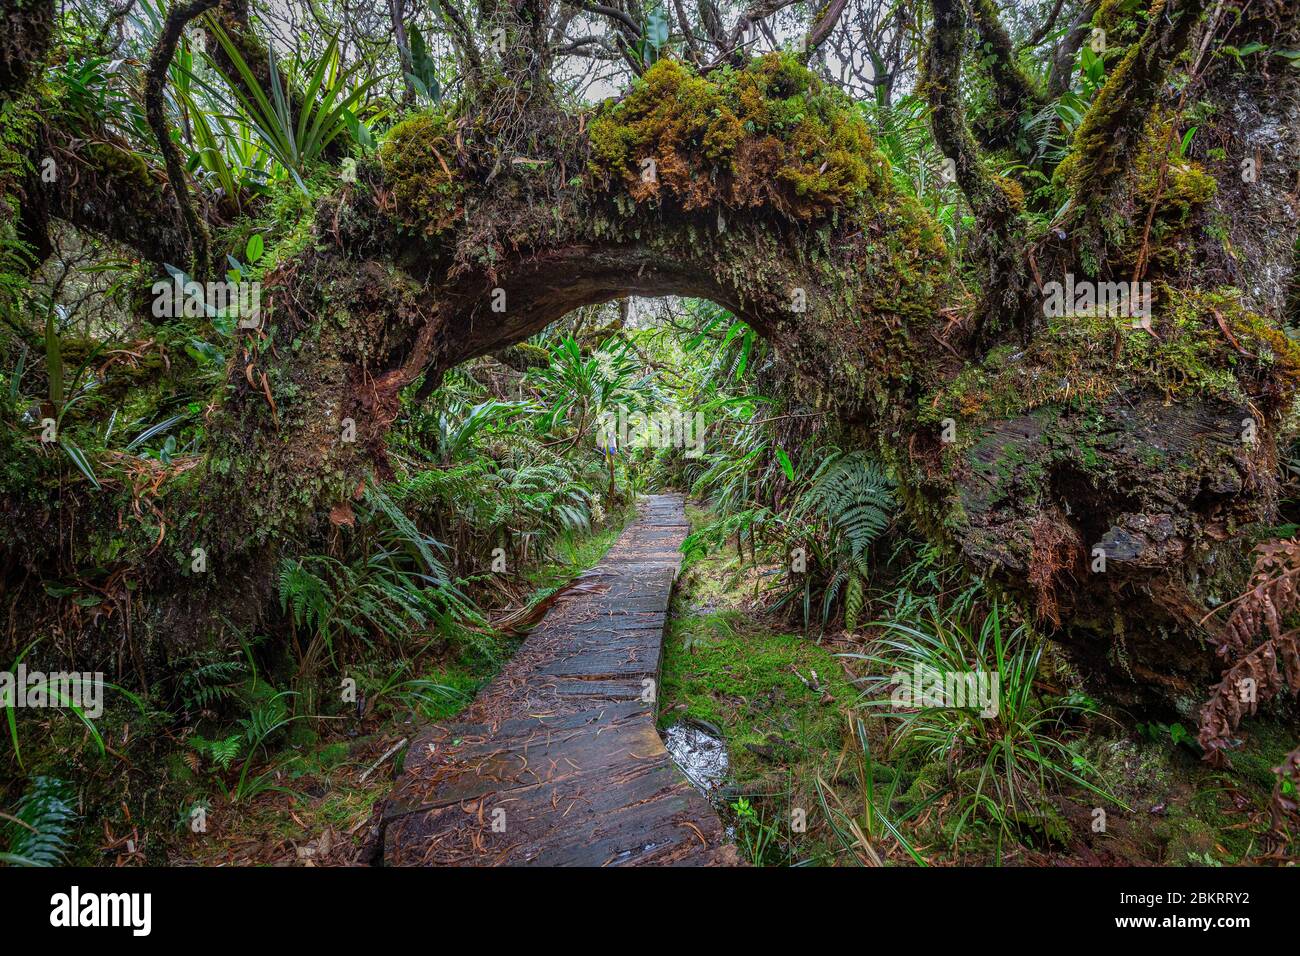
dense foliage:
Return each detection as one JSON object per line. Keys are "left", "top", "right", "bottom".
{"left": 2, "top": 0, "right": 1298, "bottom": 867}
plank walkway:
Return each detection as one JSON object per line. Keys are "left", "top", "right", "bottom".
{"left": 380, "top": 494, "right": 739, "bottom": 866}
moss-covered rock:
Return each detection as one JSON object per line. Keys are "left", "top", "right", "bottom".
{"left": 924, "top": 286, "right": 1300, "bottom": 432}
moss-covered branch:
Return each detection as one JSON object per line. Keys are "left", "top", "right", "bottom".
{"left": 803, "top": 0, "right": 849, "bottom": 62}
{"left": 922, "top": 0, "right": 1018, "bottom": 229}
{"left": 431, "top": 0, "right": 484, "bottom": 80}
{"left": 1057, "top": 0, "right": 1209, "bottom": 247}
{"left": 30, "top": 125, "right": 192, "bottom": 268}
{"left": 968, "top": 0, "right": 1046, "bottom": 150}
{"left": 0, "top": 0, "right": 55, "bottom": 97}
{"left": 3, "top": 0, "right": 188, "bottom": 275}
{"left": 922, "top": 0, "right": 1028, "bottom": 340}
{"left": 1047, "top": 0, "right": 1098, "bottom": 98}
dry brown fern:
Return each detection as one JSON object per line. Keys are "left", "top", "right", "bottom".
{"left": 1213, "top": 540, "right": 1300, "bottom": 660}
{"left": 1198, "top": 538, "right": 1300, "bottom": 829}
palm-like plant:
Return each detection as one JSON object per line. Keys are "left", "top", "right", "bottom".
{"left": 186, "top": 99, "right": 272, "bottom": 207}
{"left": 430, "top": 399, "right": 529, "bottom": 466}
{"left": 526, "top": 337, "right": 657, "bottom": 446}
{"left": 194, "top": 25, "right": 378, "bottom": 190}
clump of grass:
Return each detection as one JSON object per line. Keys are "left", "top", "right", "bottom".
{"left": 815, "top": 716, "right": 927, "bottom": 866}
{"left": 847, "top": 603, "right": 1123, "bottom": 848}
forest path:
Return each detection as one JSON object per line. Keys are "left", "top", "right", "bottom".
{"left": 380, "top": 494, "right": 739, "bottom": 866}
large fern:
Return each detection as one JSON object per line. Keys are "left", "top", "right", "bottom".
{"left": 1, "top": 776, "right": 77, "bottom": 866}
{"left": 797, "top": 451, "right": 895, "bottom": 561}
{"left": 789, "top": 452, "right": 896, "bottom": 632}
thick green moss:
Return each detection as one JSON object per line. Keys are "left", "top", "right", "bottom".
{"left": 1121, "top": 115, "right": 1218, "bottom": 267}
{"left": 925, "top": 287, "right": 1300, "bottom": 430}
{"left": 378, "top": 111, "right": 464, "bottom": 237}
{"left": 588, "top": 54, "right": 890, "bottom": 221}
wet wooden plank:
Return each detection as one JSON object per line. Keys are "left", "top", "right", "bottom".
{"left": 381, "top": 494, "right": 739, "bottom": 867}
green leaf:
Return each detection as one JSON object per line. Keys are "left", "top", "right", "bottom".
{"left": 408, "top": 28, "right": 441, "bottom": 102}
{"left": 735, "top": 330, "right": 753, "bottom": 379}
{"left": 2, "top": 776, "right": 76, "bottom": 865}
{"left": 59, "top": 441, "right": 101, "bottom": 490}
{"left": 3, "top": 639, "right": 43, "bottom": 768}
{"left": 126, "top": 413, "right": 188, "bottom": 451}
{"left": 195, "top": 24, "right": 379, "bottom": 189}
{"left": 775, "top": 448, "right": 795, "bottom": 481}
{"left": 245, "top": 234, "right": 264, "bottom": 263}
{"left": 44, "top": 311, "right": 63, "bottom": 412}
{"left": 645, "top": 5, "right": 670, "bottom": 53}
{"left": 10, "top": 343, "right": 26, "bottom": 400}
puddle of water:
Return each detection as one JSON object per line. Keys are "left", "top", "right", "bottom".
{"left": 663, "top": 720, "right": 729, "bottom": 795}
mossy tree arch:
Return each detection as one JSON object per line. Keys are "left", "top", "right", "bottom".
{"left": 4, "top": 0, "right": 1300, "bottom": 717}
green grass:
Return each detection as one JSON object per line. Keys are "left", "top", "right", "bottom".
{"left": 658, "top": 603, "right": 858, "bottom": 864}
{"left": 524, "top": 506, "right": 634, "bottom": 590}
{"left": 659, "top": 612, "right": 853, "bottom": 756}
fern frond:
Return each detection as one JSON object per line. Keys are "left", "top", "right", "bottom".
{"left": 2, "top": 776, "right": 76, "bottom": 866}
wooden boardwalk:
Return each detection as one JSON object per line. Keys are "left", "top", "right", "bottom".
{"left": 380, "top": 494, "right": 739, "bottom": 866}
